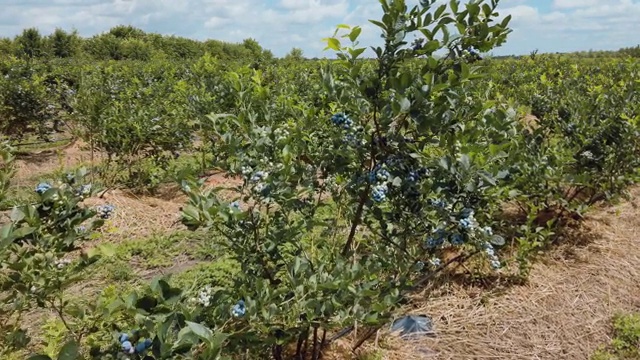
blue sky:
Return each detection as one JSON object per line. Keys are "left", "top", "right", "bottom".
{"left": 0, "top": 0, "right": 638, "bottom": 57}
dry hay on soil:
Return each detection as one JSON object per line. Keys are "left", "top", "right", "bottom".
{"left": 331, "top": 187, "right": 640, "bottom": 360}
{"left": 13, "top": 139, "right": 104, "bottom": 184}
{"left": 83, "top": 189, "right": 186, "bottom": 242}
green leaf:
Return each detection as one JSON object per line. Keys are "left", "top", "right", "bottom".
{"left": 98, "top": 243, "right": 116, "bottom": 257}
{"left": 450, "top": 0, "right": 459, "bottom": 14}
{"left": 324, "top": 38, "right": 341, "bottom": 51}
{"left": 173, "top": 326, "right": 199, "bottom": 352}
{"left": 368, "top": 20, "right": 386, "bottom": 30}
{"left": 282, "top": 145, "right": 291, "bottom": 164}
{"left": 10, "top": 207, "right": 25, "bottom": 222}
{"left": 57, "top": 340, "right": 79, "bottom": 360}
{"left": 508, "top": 189, "right": 521, "bottom": 199}
{"left": 11, "top": 226, "right": 36, "bottom": 239}
{"left": 348, "top": 48, "right": 366, "bottom": 58}
{"left": 135, "top": 295, "right": 158, "bottom": 312}
{"left": 186, "top": 321, "right": 214, "bottom": 342}
{"left": 349, "top": 26, "right": 362, "bottom": 42}
{"left": 459, "top": 154, "right": 471, "bottom": 171}
{"left": 159, "top": 280, "right": 182, "bottom": 303}
{"left": 392, "top": 177, "right": 403, "bottom": 187}
{"left": 0, "top": 223, "right": 14, "bottom": 248}
{"left": 398, "top": 97, "right": 411, "bottom": 113}
{"left": 27, "top": 356, "right": 52, "bottom": 360}
{"left": 209, "top": 332, "right": 230, "bottom": 353}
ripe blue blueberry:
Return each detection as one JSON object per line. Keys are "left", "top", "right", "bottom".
{"left": 121, "top": 340, "right": 134, "bottom": 354}
{"left": 371, "top": 184, "right": 388, "bottom": 202}
{"left": 135, "top": 339, "right": 153, "bottom": 353}
{"left": 230, "top": 201, "right": 241, "bottom": 210}
{"left": 35, "top": 183, "right": 52, "bottom": 194}
{"left": 232, "top": 300, "right": 246, "bottom": 317}
{"left": 96, "top": 204, "right": 115, "bottom": 219}
{"left": 330, "top": 113, "right": 348, "bottom": 126}
{"left": 450, "top": 234, "right": 465, "bottom": 246}
{"left": 119, "top": 333, "right": 129, "bottom": 343}
{"left": 459, "top": 218, "right": 473, "bottom": 229}
{"left": 425, "top": 229, "right": 447, "bottom": 249}
{"left": 377, "top": 169, "right": 390, "bottom": 182}
{"left": 76, "top": 184, "right": 91, "bottom": 196}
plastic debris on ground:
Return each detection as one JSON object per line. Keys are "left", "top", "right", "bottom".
{"left": 390, "top": 314, "right": 436, "bottom": 339}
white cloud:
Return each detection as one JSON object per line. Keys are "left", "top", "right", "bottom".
{"left": 0, "top": 0, "right": 638, "bottom": 57}
{"left": 553, "top": 0, "right": 600, "bottom": 9}
{"left": 494, "top": 0, "right": 640, "bottom": 55}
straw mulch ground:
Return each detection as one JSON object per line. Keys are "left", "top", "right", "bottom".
{"left": 331, "top": 188, "right": 639, "bottom": 360}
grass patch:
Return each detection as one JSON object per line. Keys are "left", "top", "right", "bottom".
{"left": 170, "top": 259, "right": 239, "bottom": 291}
{"left": 95, "top": 230, "right": 212, "bottom": 277}
{"left": 592, "top": 312, "right": 640, "bottom": 359}
{"left": 0, "top": 184, "right": 37, "bottom": 210}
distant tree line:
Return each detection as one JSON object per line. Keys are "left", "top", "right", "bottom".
{"left": 0, "top": 26, "right": 281, "bottom": 64}
{"left": 491, "top": 45, "right": 640, "bottom": 60}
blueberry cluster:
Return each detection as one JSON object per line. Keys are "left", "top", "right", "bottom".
{"left": 232, "top": 300, "right": 246, "bottom": 317}
{"left": 253, "top": 182, "right": 270, "bottom": 196}
{"left": 330, "top": 113, "right": 365, "bottom": 147}
{"left": 35, "top": 182, "right": 52, "bottom": 194}
{"left": 96, "top": 204, "right": 115, "bottom": 219}
{"left": 429, "top": 257, "right": 442, "bottom": 267}
{"left": 425, "top": 228, "right": 447, "bottom": 249}
{"left": 54, "top": 258, "right": 71, "bottom": 269}
{"left": 119, "top": 333, "right": 152, "bottom": 355}
{"left": 483, "top": 242, "right": 501, "bottom": 270}
{"left": 458, "top": 208, "right": 478, "bottom": 230}
{"left": 273, "top": 127, "right": 290, "bottom": 142}
{"left": 250, "top": 171, "right": 268, "bottom": 182}
{"left": 368, "top": 168, "right": 391, "bottom": 183}
{"left": 450, "top": 233, "right": 465, "bottom": 246}
{"left": 241, "top": 166, "right": 253, "bottom": 177}
{"left": 430, "top": 199, "right": 447, "bottom": 209}
{"left": 330, "top": 113, "right": 353, "bottom": 129}
{"left": 371, "top": 184, "right": 389, "bottom": 203}
{"left": 481, "top": 226, "right": 493, "bottom": 236}
{"left": 405, "top": 167, "right": 430, "bottom": 184}
{"left": 75, "top": 184, "right": 92, "bottom": 198}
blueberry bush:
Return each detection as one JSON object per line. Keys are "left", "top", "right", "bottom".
{"left": 0, "top": 144, "right": 116, "bottom": 359}
{"left": 178, "top": 0, "right": 513, "bottom": 358}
